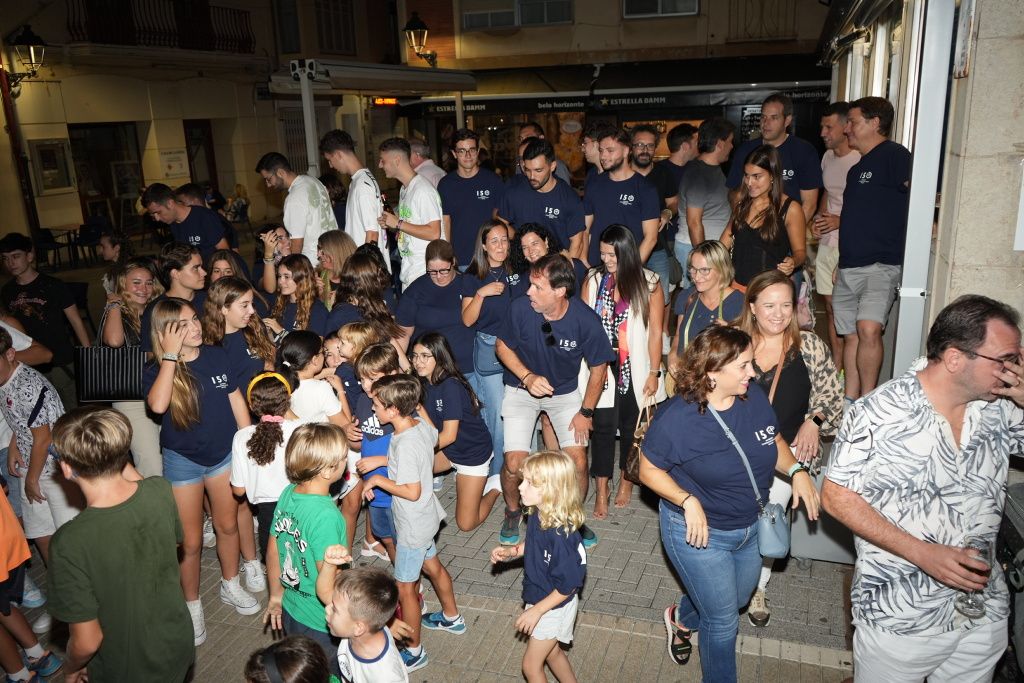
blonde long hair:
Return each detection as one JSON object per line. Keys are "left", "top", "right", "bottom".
{"left": 113, "top": 260, "right": 163, "bottom": 336}
{"left": 521, "top": 450, "right": 585, "bottom": 534}
{"left": 271, "top": 254, "right": 318, "bottom": 331}
{"left": 149, "top": 298, "right": 201, "bottom": 430}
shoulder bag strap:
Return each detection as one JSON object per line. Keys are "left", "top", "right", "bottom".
{"left": 27, "top": 387, "right": 48, "bottom": 427}
{"left": 766, "top": 344, "right": 787, "bottom": 404}
{"left": 706, "top": 404, "right": 764, "bottom": 510}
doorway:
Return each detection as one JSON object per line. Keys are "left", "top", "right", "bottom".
{"left": 183, "top": 119, "right": 218, "bottom": 188}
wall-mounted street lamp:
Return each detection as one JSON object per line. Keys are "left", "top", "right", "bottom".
{"left": 402, "top": 12, "right": 437, "bottom": 68}
{"left": 6, "top": 25, "right": 47, "bottom": 88}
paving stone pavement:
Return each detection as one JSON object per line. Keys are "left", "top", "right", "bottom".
{"left": 23, "top": 471, "right": 854, "bottom": 681}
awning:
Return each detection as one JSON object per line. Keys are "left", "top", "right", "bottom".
{"left": 268, "top": 59, "right": 476, "bottom": 96}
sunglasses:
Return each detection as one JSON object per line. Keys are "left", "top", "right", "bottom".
{"left": 541, "top": 321, "right": 556, "bottom": 346}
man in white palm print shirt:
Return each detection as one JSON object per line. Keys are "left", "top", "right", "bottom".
{"left": 256, "top": 152, "right": 339, "bottom": 264}
{"left": 824, "top": 295, "right": 1024, "bottom": 682}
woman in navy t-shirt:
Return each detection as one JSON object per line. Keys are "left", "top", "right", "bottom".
{"left": 203, "top": 277, "right": 275, "bottom": 390}
{"left": 263, "top": 254, "right": 329, "bottom": 337}
{"left": 411, "top": 333, "right": 501, "bottom": 533}
{"left": 461, "top": 219, "right": 528, "bottom": 477}
{"left": 639, "top": 325, "right": 819, "bottom": 679}
{"left": 327, "top": 249, "right": 403, "bottom": 341}
{"left": 143, "top": 297, "right": 260, "bottom": 643}
{"left": 396, "top": 240, "right": 475, "bottom": 377}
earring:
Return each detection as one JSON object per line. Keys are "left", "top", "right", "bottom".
{"left": 709, "top": 377, "right": 717, "bottom": 389}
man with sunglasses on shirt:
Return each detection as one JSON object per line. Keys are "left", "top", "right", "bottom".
{"left": 495, "top": 254, "right": 614, "bottom": 549}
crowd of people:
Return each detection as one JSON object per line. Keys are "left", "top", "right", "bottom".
{"left": 0, "top": 90, "right": 1017, "bottom": 683}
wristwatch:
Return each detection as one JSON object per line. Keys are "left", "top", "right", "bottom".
{"left": 811, "top": 414, "right": 825, "bottom": 427}
{"left": 579, "top": 407, "right": 595, "bottom": 419}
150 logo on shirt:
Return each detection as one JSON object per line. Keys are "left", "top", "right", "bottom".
{"left": 753, "top": 425, "right": 776, "bottom": 446}
{"left": 210, "top": 373, "right": 229, "bottom": 389}
{"left": 544, "top": 206, "right": 561, "bottom": 219}
{"left": 557, "top": 339, "right": 577, "bottom": 350}
{"left": 618, "top": 194, "right": 635, "bottom": 206}
{"left": 476, "top": 190, "right": 491, "bottom": 200}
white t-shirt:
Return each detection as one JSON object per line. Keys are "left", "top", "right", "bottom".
{"left": 397, "top": 175, "right": 444, "bottom": 286}
{"left": 290, "top": 378, "right": 343, "bottom": 423}
{"left": 345, "top": 169, "right": 390, "bottom": 273}
{"left": 0, "top": 322, "right": 33, "bottom": 449}
{"left": 284, "top": 174, "right": 340, "bottom": 263}
{"left": 819, "top": 149, "right": 861, "bottom": 248}
{"left": 337, "top": 627, "right": 409, "bottom": 683}
{"left": 414, "top": 160, "right": 445, "bottom": 188}
{"left": 230, "top": 418, "right": 308, "bottom": 504}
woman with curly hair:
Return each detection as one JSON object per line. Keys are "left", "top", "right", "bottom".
{"left": 639, "top": 325, "right": 819, "bottom": 677}
{"left": 101, "top": 258, "right": 163, "bottom": 476}
{"left": 264, "top": 254, "right": 329, "bottom": 337}
{"left": 203, "top": 276, "right": 276, "bottom": 392}
{"left": 230, "top": 372, "right": 306, "bottom": 561}
{"left": 507, "top": 222, "right": 588, "bottom": 287}
{"left": 327, "top": 249, "right": 403, "bottom": 340}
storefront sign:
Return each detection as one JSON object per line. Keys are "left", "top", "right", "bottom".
{"left": 160, "top": 149, "right": 188, "bottom": 179}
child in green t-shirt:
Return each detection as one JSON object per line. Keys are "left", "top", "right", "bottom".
{"left": 48, "top": 407, "right": 193, "bottom": 682}
{"left": 265, "top": 423, "right": 352, "bottom": 677}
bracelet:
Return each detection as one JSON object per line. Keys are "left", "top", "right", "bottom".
{"left": 787, "top": 462, "right": 809, "bottom": 478}
{"left": 520, "top": 372, "right": 533, "bottom": 386}
{"left": 679, "top": 493, "right": 692, "bottom": 509}
{"left": 262, "top": 257, "right": 275, "bottom": 263}
{"left": 104, "top": 302, "right": 121, "bottom": 311}
{"left": 396, "top": 219, "right": 404, "bottom": 231}
{"left": 649, "top": 369, "right": 661, "bottom": 377}
{"left": 161, "top": 353, "right": 179, "bottom": 362}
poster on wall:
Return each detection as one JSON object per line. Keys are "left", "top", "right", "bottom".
{"left": 111, "top": 162, "right": 142, "bottom": 199}
{"left": 160, "top": 149, "right": 189, "bottom": 179}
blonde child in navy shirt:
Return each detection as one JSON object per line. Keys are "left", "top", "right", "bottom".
{"left": 491, "top": 450, "right": 587, "bottom": 683}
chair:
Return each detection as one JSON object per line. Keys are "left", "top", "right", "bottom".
{"left": 30, "top": 228, "right": 76, "bottom": 271}
{"left": 74, "top": 217, "right": 109, "bottom": 265}
{"left": 66, "top": 281, "right": 98, "bottom": 338}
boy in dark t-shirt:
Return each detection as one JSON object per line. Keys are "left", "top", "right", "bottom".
{"left": 49, "top": 407, "right": 193, "bottom": 682}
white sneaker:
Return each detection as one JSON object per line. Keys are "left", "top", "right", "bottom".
{"left": 30, "top": 611, "right": 51, "bottom": 634}
{"left": 22, "top": 574, "right": 46, "bottom": 608}
{"left": 202, "top": 517, "right": 216, "bottom": 548}
{"left": 484, "top": 473, "right": 501, "bottom": 496}
{"left": 220, "top": 575, "right": 261, "bottom": 615}
{"left": 240, "top": 558, "right": 267, "bottom": 593}
{"left": 187, "top": 599, "right": 207, "bottom": 646}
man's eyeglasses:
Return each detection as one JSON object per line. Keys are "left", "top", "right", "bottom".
{"left": 541, "top": 321, "right": 556, "bottom": 346}
{"left": 632, "top": 142, "right": 656, "bottom": 151}
{"left": 687, "top": 266, "right": 713, "bottom": 277}
{"left": 454, "top": 147, "right": 478, "bottom": 156}
{"left": 426, "top": 267, "right": 453, "bottom": 278}
{"left": 965, "top": 350, "right": 1022, "bottom": 366}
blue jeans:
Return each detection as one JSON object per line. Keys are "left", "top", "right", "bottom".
{"left": 646, "top": 248, "right": 672, "bottom": 299}
{"left": 659, "top": 502, "right": 760, "bottom": 683}
{"left": 469, "top": 368, "right": 504, "bottom": 477}
{"left": 673, "top": 242, "right": 692, "bottom": 289}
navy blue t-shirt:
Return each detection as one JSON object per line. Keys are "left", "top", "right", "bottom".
{"left": 171, "top": 206, "right": 225, "bottom": 262}
{"left": 641, "top": 386, "right": 780, "bottom": 530}
{"left": 838, "top": 140, "right": 912, "bottom": 268}
{"left": 266, "top": 293, "right": 329, "bottom": 336}
{"left": 673, "top": 288, "right": 745, "bottom": 353}
{"left": 583, "top": 172, "right": 660, "bottom": 266}
{"left": 498, "top": 296, "right": 615, "bottom": 396}
{"left": 498, "top": 178, "right": 584, "bottom": 253}
{"left": 395, "top": 274, "right": 474, "bottom": 375}
{"left": 140, "top": 291, "right": 208, "bottom": 353}
{"left": 325, "top": 302, "right": 363, "bottom": 336}
{"left": 142, "top": 345, "right": 238, "bottom": 465}
{"left": 460, "top": 267, "right": 529, "bottom": 336}
{"left": 354, "top": 393, "right": 393, "bottom": 507}
{"left": 334, "top": 362, "right": 361, "bottom": 412}
{"left": 522, "top": 512, "right": 586, "bottom": 608}
{"left": 438, "top": 169, "right": 505, "bottom": 265}
{"left": 424, "top": 378, "right": 492, "bottom": 466}
{"left": 221, "top": 329, "right": 266, "bottom": 390}
{"left": 727, "top": 135, "right": 823, "bottom": 202}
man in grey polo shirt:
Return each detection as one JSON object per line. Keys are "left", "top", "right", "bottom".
{"left": 677, "top": 117, "right": 736, "bottom": 276}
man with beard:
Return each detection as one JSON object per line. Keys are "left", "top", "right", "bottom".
{"left": 498, "top": 138, "right": 585, "bottom": 258}
{"left": 630, "top": 124, "right": 679, "bottom": 298}
{"left": 583, "top": 129, "right": 660, "bottom": 266}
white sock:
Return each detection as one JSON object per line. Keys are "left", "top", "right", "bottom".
{"left": 24, "top": 643, "right": 45, "bottom": 659}
{"left": 442, "top": 611, "right": 460, "bottom": 620}
{"left": 7, "top": 668, "right": 30, "bottom": 681}
{"left": 407, "top": 644, "right": 423, "bottom": 656}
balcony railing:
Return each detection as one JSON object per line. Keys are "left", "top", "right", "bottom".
{"left": 727, "top": 0, "right": 798, "bottom": 43}
{"left": 67, "top": 0, "right": 255, "bottom": 54}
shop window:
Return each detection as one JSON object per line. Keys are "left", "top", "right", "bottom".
{"left": 623, "top": 0, "right": 699, "bottom": 18}
{"left": 315, "top": 0, "right": 356, "bottom": 55}
{"left": 519, "top": 0, "right": 572, "bottom": 25}
{"left": 275, "top": 0, "right": 301, "bottom": 53}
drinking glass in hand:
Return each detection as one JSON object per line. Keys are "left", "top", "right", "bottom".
{"left": 953, "top": 535, "right": 994, "bottom": 619}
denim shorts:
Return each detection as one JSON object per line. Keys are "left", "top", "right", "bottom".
{"left": 368, "top": 505, "right": 395, "bottom": 540}
{"left": 162, "top": 448, "right": 232, "bottom": 487}
{"left": 394, "top": 541, "right": 437, "bottom": 583}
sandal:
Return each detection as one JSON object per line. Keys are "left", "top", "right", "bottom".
{"left": 663, "top": 605, "right": 694, "bottom": 665}
{"left": 360, "top": 540, "right": 389, "bottom": 562}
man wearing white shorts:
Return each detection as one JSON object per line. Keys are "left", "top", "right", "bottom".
{"left": 823, "top": 295, "right": 1024, "bottom": 682}
{"left": 812, "top": 102, "right": 860, "bottom": 372}
{"left": 496, "top": 255, "right": 614, "bottom": 548}
{"left": 831, "top": 97, "right": 911, "bottom": 400}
